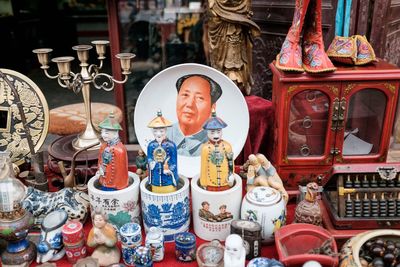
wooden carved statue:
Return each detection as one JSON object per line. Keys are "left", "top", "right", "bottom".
{"left": 206, "top": 0, "right": 260, "bottom": 95}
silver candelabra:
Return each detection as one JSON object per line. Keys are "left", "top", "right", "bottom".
{"left": 33, "top": 41, "right": 135, "bottom": 150}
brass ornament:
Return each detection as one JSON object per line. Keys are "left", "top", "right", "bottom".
{"left": 0, "top": 69, "right": 49, "bottom": 165}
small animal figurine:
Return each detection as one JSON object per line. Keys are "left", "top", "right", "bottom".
{"left": 86, "top": 209, "right": 120, "bottom": 266}
{"left": 135, "top": 149, "right": 148, "bottom": 180}
{"left": 199, "top": 110, "right": 234, "bottom": 191}
{"left": 246, "top": 153, "right": 288, "bottom": 203}
{"left": 224, "top": 234, "right": 246, "bottom": 267}
{"left": 294, "top": 182, "right": 322, "bottom": 226}
{"left": 22, "top": 186, "right": 90, "bottom": 223}
{"left": 147, "top": 110, "right": 179, "bottom": 194}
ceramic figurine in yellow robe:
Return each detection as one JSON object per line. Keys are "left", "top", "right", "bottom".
{"left": 199, "top": 110, "right": 234, "bottom": 191}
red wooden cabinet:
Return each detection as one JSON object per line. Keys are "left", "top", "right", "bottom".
{"left": 270, "top": 60, "right": 400, "bottom": 190}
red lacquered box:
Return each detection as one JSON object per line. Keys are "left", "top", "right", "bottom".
{"left": 275, "top": 223, "right": 339, "bottom": 267}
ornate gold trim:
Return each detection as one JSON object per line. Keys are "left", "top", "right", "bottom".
{"left": 384, "top": 83, "right": 396, "bottom": 94}
{"left": 287, "top": 86, "right": 299, "bottom": 95}
{"left": 282, "top": 157, "right": 289, "bottom": 164}
{"left": 327, "top": 86, "right": 339, "bottom": 96}
{"left": 344, "top": 83, "right": 356, "bottom": 96}
{"left": 0, "top": 68, "right": 49, "bottom": 165}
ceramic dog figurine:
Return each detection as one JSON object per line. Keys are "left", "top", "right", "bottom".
{"left": 22, "top": 186, "right": 90, "bottom": 223}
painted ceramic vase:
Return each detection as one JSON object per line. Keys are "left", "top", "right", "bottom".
{"left": 175, "top": 232, "right": 196, "bottom": 262}
{"left": 132, "top": 246, "right": 153, "bottom": 267}
{"left": 0, "top": 210, "right": 37, "bottom": 266}
{"left": 88, "top": 172, "right": 141, "bottom": 231}
{"left": 62, "top": 221, "right": 84, "bottom": 246}
{"left": 196, "top": 239, "right": 225, "bottom": 267}
{"left": 140, "top": 176, "right": 190, "bottom": 242}
{"left": 191, "top": 174, "right": 242, "bottom": 241}
{"left": 145, "top": 227, "right": 165, "bottom": 262}
{"left": 247, "top": 257, "right": 285, "bottom": 267}
{"left": 241, "top": 186, "right": 286, "bottom": 244}
{"left": 37, "top": 209, "right": 69, "bottom": 263}
{"left": 65, "top": 240, "right": 87, "bottom": 264}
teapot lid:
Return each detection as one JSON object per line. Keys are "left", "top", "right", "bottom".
{"left": 246, "top": 187, "right": 282, "bottom": 206}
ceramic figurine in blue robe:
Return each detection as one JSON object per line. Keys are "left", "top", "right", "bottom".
{"left": 147, "top": 110, "right": 179, "bottom": 193}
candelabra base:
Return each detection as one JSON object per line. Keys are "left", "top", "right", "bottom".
{"left": 72, "top": 133, "right": 102, "bottom": 151}
{"left": 47, "top": 135, "right": 99, "bottom": 187}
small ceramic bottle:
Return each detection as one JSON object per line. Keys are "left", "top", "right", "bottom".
{"left": 145, "top": 227, "right": 164, "bottom": 261}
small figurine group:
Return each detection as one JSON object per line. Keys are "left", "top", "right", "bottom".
{"left": 144, "top": 109, "right": 235, "bottom": 194}
{"left": 246, "top": 153, "right": 288, "bottom": 202}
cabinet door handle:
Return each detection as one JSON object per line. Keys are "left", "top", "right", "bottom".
{"left": 302, "top": 116, "right": 312, "bottom": 129}
{"left": 300, "top": 144, "right": 311, "bottom": 156}
{"left": 331, "top": 98, "right": 340, "bottom": 130}
{"left": 337, "top": 98, "right": 347, "bottom": 130}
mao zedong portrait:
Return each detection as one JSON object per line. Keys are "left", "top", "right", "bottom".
{"left": 167, "top": 74, "right": 223, "bottom": 157}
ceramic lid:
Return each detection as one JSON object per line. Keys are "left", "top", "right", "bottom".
{"left": 120, "top": 222, "right": 141, "bottom": 236}
{"left": 245, "top": 187, "right": 282, "bottom": 206}
{"left": 134, "top": 63, "right": 249, "bottom": 178}
{"left": 175, "top": 232, "right": 196, "bottom": 245}
{"left": 231, "top": 219, "right": 262, "bottom": 232}
{"left": 62, "top": 221, "right": 83, "bottom": 235}
{"left": 146, "top": 227, "right": 163, "bottom": 241}
{"left": 42, "top": 209, "right": 68, "bottom": 231}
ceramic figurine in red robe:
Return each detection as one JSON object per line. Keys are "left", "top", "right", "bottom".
{"left": 97, "top": 112, "right": 129, "bottom": 191}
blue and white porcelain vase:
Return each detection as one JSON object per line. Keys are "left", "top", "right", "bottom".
{"left": 140, "top": 176, "right": 190, "bottom": 242}
{"left": 120, "top": 222, "right": 142, "bottom": 266}
{"left": 145, "top": 226, "right": 164, "bottom": 262}
{"left": 37, "top": 209, "right": 68, "bottom": 263}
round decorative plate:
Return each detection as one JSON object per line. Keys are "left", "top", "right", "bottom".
{"left": 134, "top": 63, "right": 249, "bottom": 178}
{"left": 0, "top": 69, "right": 49, "bottom": 165}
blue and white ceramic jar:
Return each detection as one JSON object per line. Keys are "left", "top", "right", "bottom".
{"left": 140, "top": 176, "right": 190, "bottom": 242}
{"left": 120, "top": 222, "right": 142, "bottom": 266}
{"left": 247, "top": 257, "right": 284, "bottom": 267}
{"left": 132, "top": 246, "right": 153, "bottom": 267}
{"left": 174, "top": 232, "right": 196, "bottom": 262}
{"left": 145, "top": 227, "right": 164, "bottom": 261}
{"left": 37, "top": 209, "right": 68, "bottom": 263}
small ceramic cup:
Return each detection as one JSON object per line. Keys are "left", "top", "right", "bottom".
{"left": 145, "top": 227, "right": 164, "bottom": 262}
{"left": 174, "top": 232, "right": 196, "bottom": 262}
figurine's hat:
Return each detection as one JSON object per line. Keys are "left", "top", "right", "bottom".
{"left": 99, "top": 111, "right": 122, "bottom": 131}
{"left": 202, "top": 109, "right": 227, "bottom": 130}
{"left": 147, "top": 110, "right": 172, "bottom": 128}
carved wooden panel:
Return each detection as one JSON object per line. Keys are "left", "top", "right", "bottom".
{"left": 251, "top": 0, "right": 337, "bottom": 99}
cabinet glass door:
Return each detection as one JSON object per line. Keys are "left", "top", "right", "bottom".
{"left": 287, "top": 90, "right": 330, "bottom": 157}
{"left": 342, "top": 89, "right": 386, "bottom": 156}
